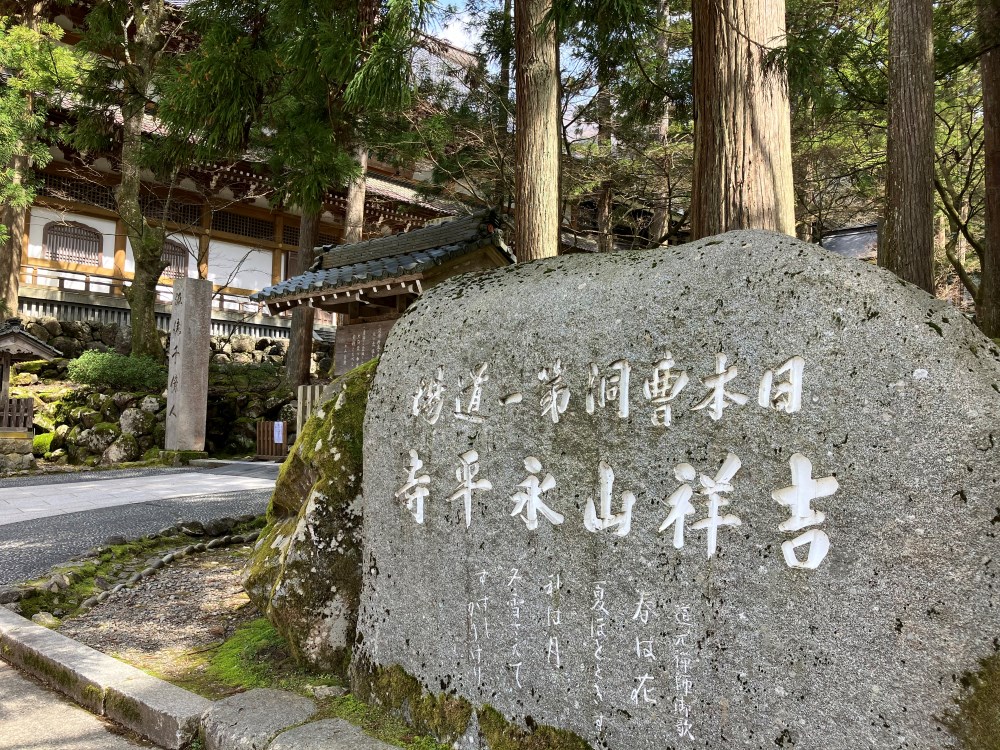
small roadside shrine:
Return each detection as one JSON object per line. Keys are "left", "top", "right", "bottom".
{"left": 0, "top": 318, "right": 59, "bottom": 470}
{"left": 0, "top": 318, "right": 59, "bottom": 435}
{"left": 251, "top": 211, "right": 514, "bottom": 375}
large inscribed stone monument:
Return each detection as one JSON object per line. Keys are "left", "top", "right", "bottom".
{"left": 165, "top": 278, "right": 212, "bottom": 452}
{"left": 358, "top": 230, "right": 1000, "bottom": 748}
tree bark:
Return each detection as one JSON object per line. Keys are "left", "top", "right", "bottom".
{"left": 879, "top": 0, "right": 935, "bottom": 293}
{"left": 284, "top": 210, "right": 319, "bottom": 388}
{"left": 514, "top": 0, "right": 560, "bottom": 261}
{"left": 0, "top": 156, "right": 29, "bottom": 319}
{"left": 978, "top": 0, "right": 1000, "bottom": 336}
{"left": 595, "top": 57, "right": 614, "bottom": 253}
{"left": 343, "top": 148, "right": 367, "bottom": 244}
{"left": 647, "top": 0, "right": 672, "bottom": 248}
{"left": 117, "top": 0, "right": 169, "bottom": 359}
{"left": 690, "top": 0, "right": 795, "bottom": 239}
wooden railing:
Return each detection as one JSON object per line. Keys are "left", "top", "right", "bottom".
{"left": 0, "top": 398, "right": 34, "bottom": 433}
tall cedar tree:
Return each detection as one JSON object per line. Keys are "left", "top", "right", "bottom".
{"left": 979, "top": 0, "right": 1000, "bottom": 335}
{"left": 690, "top": 0, "right": 795, "bottom": 238}
{"left": 514, "top": 0, "right": 560, "bottom": 261}
{"left": 880, "top": 0, "right": 935, "bottom": 291}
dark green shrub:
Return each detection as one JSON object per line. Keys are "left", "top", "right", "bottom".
{"left": 67, "top": 351, "right": 167, "bottom": 392}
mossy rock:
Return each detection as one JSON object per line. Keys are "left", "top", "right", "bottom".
{"left": 242, "top": 359, "right": 376, "bottom": 676}
{"left": 32, "top": 433, "right": 54, "bottom": 458}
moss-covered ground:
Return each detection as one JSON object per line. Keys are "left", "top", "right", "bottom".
{"left": 165, "top": 616, "right": 449, "bottom": 750}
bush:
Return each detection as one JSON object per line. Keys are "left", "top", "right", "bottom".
{"left": 67, "top": 351, "right": 167, "bottom": 392}
{"left": 32, "top": 432, "right": 54, "bottom": 457}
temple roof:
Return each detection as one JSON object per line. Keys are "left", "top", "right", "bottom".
{"left": 252, "top": 211, "right": 512, "bottom": 312}
{"left": 0, "top": 319, "right": 61, "bottom": 362}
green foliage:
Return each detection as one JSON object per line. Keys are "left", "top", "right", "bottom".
{"left": 67, "top": 351, "right": 167, "bottom": 392}
{"left": 31, "top": 432, "right": 54, "bottom": 457}
{"left": 0, "top": 17, "right": 81, "bottom": 237}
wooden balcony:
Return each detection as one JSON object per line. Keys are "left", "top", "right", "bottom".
{"left": 0, "top": 398, "right": 34, "bottom": 437}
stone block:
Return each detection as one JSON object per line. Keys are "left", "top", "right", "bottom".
{"left": 267, "top": 719, "right": 396, "bottom": 750}
{"left": 201, "top": 689, "right": 316, "bottom": 750}
{"left": 357, "top": 230, "right": 1000, "bottom": 749}
{"left": 105, "top": 672, "right": 211, "bottom": 750}
{"left": 0, "top": 606, "right": 210, "bottom": 748}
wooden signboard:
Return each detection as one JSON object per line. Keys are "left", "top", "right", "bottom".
{"left": 334, "top": 319, "right": 396, "bottom": 375}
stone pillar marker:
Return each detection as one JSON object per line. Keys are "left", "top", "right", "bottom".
{"left": 165, "top": 278, "right": 212, "bottom": 451}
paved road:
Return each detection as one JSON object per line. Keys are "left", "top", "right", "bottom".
{"left": 0, "top": 661, "right": 152, "bottom": 749}
{"left": 0, "top": 464, "right": 278, "bottom": 586}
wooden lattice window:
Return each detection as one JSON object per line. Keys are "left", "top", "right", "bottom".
{"left": 211, "top": 210, "right": 275, "bottom": 241}
{"left": 161, "top": 239, "right": 189, "bottom": 279}
{"left": 42, "top": 221, "right": 102, "bottom": 265}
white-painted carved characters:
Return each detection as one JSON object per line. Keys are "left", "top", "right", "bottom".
{"left": 447, "top": 449, "right": 493, "bottom": 527}
{"left": 772, "top": 453, "right": 838, "bottom": 569}
{"left": 692, "top": 353, "right": 748, "bottom": 421}
{"left": 395, "top": 449, "right": 431, "bottom": 524}
{"left": 758, "top": 356, "right": 805, "bottom": 414}
{"left": 643, "top": 354, "right": 689, "bottom": 427}
{"left": 538, "top": 360, "right": 571, "bottom": 423}
{"left": 412, "top": 366, "right": 446, "bottom": 425}
{"left": 510, "top": 457, "right": 565, "bottom": 529}
{"left": 659, "top": 454, "right": 742, "bottom": 557}
{"left": 689, "top": 453, "right": 743, "bottom": 558}
{"left": 584, "top": 462, "right": 636, "bottom": 536}
{"left": 630, "top": 674, "right": 657, "bottom": 706}
{"left": 586, "top": 359, "right": 632, "bottom": 418}
{"left": 673, "top": 605, "right": 696, "bottom": 739}
{"left": 658, "top": 464, "right": 698, "bottom": 549}
{"left": 455, "top": 362, "right": 489, "bottom": 423}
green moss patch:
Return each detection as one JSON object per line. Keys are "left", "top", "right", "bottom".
{"left": 945, "top": 651, "right": 1000, "bottom": 750}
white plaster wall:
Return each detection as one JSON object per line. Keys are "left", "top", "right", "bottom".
{"left": 207, "top": 240, "right": 273, "bottom": 291}
{"left": 27, "top": 207, "right": 117, "bottom": 271}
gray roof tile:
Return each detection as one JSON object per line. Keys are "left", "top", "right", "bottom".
{"left": 252, "top": 211, "right": 511, "bottom": 306}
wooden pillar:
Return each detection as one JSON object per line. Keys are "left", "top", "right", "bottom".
{"left": 0, "top": 352, "right": 11, "bottom": 409}
{"left": 112, "top": 218, "right": 127, "bottom": 296}
{"left": 272, "top": 214, "right": 284, "bottom": 284}
{"left": 198, "top": 203, "right": 211, "bottom": 279}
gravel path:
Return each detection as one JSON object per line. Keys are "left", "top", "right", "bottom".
{"left": 59, "top": 546, "right": 259, "bottom": 695}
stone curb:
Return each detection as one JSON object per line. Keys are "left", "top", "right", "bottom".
{"left": 0, "top": 605, "right": 211, "bottom": 749}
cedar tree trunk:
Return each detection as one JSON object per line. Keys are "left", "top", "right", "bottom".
{"left": 879, "top": 0, "right": 935, "bottom": 293}
{"left": 647, "top": 0, "right": 672, "bottom": 248}
{"left": 515, "top": 0, "right": 560, "bottom": 261}
{"left": 343, "top": 148, "right": 367, "bottom": 244}
{"left": 690, "top": 0, "right": 795, "bottom": 239}
{"left": 284, "top": 210, "right": 319, "bottom": 388}
{"left": 117, "top": 0, "right": 169, "bottom": 359}
{"left": 978, "top": 0, "right": 1000, "bottom": 336}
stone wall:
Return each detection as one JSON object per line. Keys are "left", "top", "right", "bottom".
{"left": 18, "top": 315, "right": 334, "bottom": 373}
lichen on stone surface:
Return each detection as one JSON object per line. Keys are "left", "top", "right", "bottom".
{"left": 944, "top": 651, "right": 1000, "bottom": 750}
{"left": 243, "top": 359, "right": 377, "bottom": 676}
{"left": 350, "top": 658, "right": 591, "bottom": 749}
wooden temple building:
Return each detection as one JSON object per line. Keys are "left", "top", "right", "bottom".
{"left": 0, "top": 319, "right": 60, "bottom": 439}
{"left": 252, "top": 211, "right": 513, "bottom": 374}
